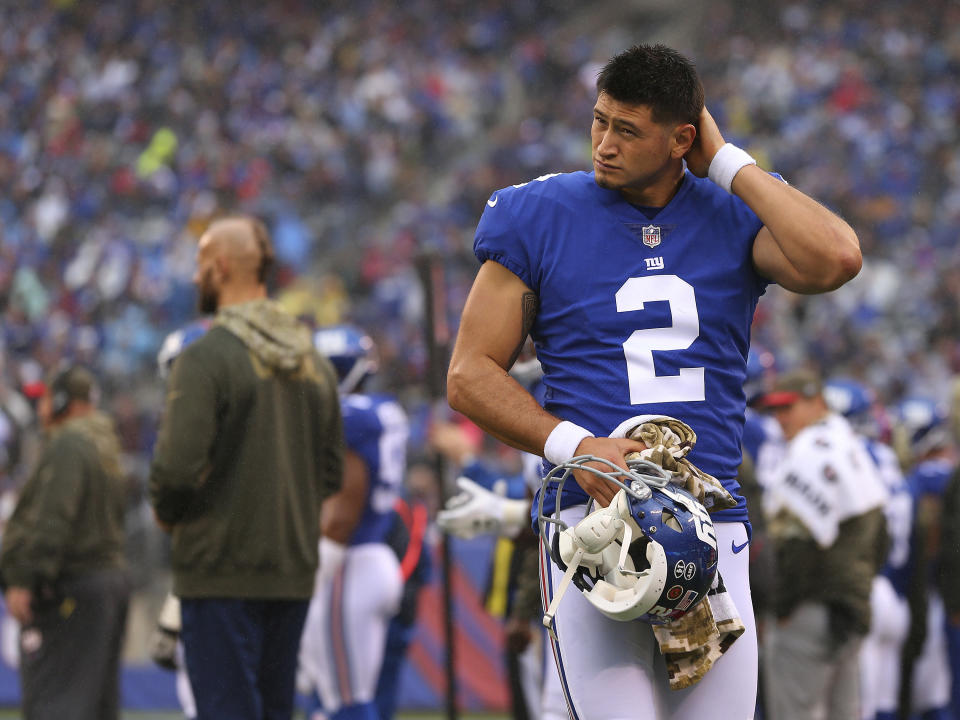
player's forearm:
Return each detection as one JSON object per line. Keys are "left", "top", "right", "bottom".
{"left": 447, "top": 355, "right": 557, "bottom": 458}
{"left": 321, "top": 451, "right": 367, "bottom": 543}
{"left": 734, "top": 165, "right": 862, "bottom": 292}
{"left": 321, "top": 493, "right": 364, "bottom": 544}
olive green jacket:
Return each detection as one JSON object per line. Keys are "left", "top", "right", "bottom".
{"left": 772, "top": 506, "right": 888, "bottom": 636}
{"left": 940, "top": 468, "right": 960, "bottom": 617}
{"left": 0, "top": 412, "right": 126, "bottom": 591}
{"left": 149, "top": 299, "right": 343, "bottom": 600}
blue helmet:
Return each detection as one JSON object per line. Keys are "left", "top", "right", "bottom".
{"left": 538, "top": 457, "right": 718, "bottom": 627}
{"left": 824, "top": 377, "right": 893, "bottom": 441}
{"left": 157, "top": 318, "right": 212, "bottom": 379}
{"left": 824, "top": 378, "right": 874, "bottom": 418}
{"left": 313, "top": 324, "right": 378, "bottom": 394}
{"left": 895, "top": 396, "right": 949, "bottom": 456}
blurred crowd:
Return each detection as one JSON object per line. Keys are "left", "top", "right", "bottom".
{"left": 0, "top": 0, "right": 959, "bottom": 673}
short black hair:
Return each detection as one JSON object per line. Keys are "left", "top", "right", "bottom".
{"left": 596, "top": 44, "right": 704, "bottom": 126}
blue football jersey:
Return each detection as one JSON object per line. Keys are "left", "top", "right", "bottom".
{"left": 865, "top": 439, "right": 913, "bottom": 596}
{"left": 908, "top": 457, "right": 954, "bottom": 498}
{"left": 903, "top": 457, "right": 955, "bottom": 588}
{"left": 341, "top": 393, "right": 409, "bottom": 545}
{"left": 476, "top": 170, "right": 771, "bottom": 523}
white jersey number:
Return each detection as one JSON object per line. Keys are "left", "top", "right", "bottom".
{"left": 371, "top": 401, "right": 409, "bottom": 514}
{"left": 615, "top": 275, "right": 704, "bottom": 404}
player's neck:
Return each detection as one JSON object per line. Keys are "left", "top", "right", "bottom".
{"left": 619, "top": 165, "right": 685, "bottom": 208}
{"left": 217, "top": 284, "right": 268, "bottom": 309}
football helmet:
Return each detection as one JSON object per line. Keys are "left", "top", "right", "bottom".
{"left": 894, "top": 396, "right": 949, "bottom": 457}
{"left": 313, "top": 324, "right": 378, "bottom": 394}
{"left": 824, "top": 377, "right": 873, "bottom": 418}
{"left": 824, "top": 377, "right": 889, "bottom": 440}
{"left": 538, "top": 456, "right": 718, "bottom": 630}
{"left": 157, "top": 318, "right": 212, "bottom": 379}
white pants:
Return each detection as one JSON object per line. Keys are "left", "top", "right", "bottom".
{"left": 298, "top": 543, "right": 403, "bottom": 713}
{"left": 540, "top": 505, "right": 757, "bottom": 720}
{"left": 910, "top": 591, "right": 952, "bottom": 713}
{"left": 859, "top": 575, "right": 910, "bottom": 718}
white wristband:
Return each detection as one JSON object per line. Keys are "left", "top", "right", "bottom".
{"left": 707, "top": 143, "right": 757, "bottom": 193}
{"left": 544, "top": 421, "right": 594, "bottom": 466}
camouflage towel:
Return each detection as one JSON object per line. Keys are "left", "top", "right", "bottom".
{"left": 609, "top": 415, "right": 738, "bottom": 512}
{"left": 653, "top": 573, "right": 746, "bottom": 690}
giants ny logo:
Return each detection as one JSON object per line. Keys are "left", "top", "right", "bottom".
{"left": 644, "top": 257, "right": 664, "bottom": 271}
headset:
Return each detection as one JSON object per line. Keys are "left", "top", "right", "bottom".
{"left": 48, "top": 366, "right": 96, "bottom": 418}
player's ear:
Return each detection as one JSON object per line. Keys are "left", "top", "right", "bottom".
{"left": 671, "top": 123, "right": 696, "bottom": 159}
{"left": 214, "top": 254, "right": 230, "bottom": 281}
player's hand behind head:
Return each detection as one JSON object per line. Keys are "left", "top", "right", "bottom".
{"left": 683, "top": 106, "right": 726, "bottom": 178}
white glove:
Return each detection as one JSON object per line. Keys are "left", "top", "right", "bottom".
{"left": 437, "top": 476, "right": 530, "bottom": 539}
{"left": 149, "top": 593, "right": 181, "bottom": 671}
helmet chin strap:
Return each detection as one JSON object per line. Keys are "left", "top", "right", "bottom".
{"left": 542, "top": 543, "right": 584, "bottom": 643}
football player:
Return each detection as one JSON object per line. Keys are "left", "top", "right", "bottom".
{"left": 151, "top": 318, "right": 214, "bottom": 720}
{"left": 299, "top": 325, "right": 408, "bottom": 720}
{"left": 895, "top": 397, "right": 956, "bottom": 720}
{"left": 447, "top": 43, "right": 861, "bottom": 718}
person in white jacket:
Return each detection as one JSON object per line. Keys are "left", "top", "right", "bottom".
{"left": 759, "top": 368, "right": 889, "bottom": 720}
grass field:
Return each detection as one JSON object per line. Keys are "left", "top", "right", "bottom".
{"left": 0, "top": 711, "right": 511, "bottom": 719}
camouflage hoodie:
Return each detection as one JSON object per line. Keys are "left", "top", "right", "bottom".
{"left": 215, "top": 299, "right": 313, "bottom": 373}
{"left": 150, "top": 298, "right": 343, "bottom": 600}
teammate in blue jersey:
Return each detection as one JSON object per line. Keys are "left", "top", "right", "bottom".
{"left": 447, "top": 43, "right": 861, "bottom": 719}
{"left": 299, "top": 324, "right": 408, "bottom": 720}
{"left": 896, "top": 398, "right": 956, "bottom": 720}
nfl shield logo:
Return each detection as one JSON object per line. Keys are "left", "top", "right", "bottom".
{"left": 642, "top": 225, "right": 661, "bottom": 248}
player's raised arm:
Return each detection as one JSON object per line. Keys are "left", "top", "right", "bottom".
{"left": 685, "top": 106, "right": 862, "bottom": 294}
{"left": 447, "top": 260, "right": 556, "bottom": 455}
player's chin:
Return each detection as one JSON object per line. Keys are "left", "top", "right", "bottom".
{"left": 593, "top": 168, "right": 619, "bottom": 190}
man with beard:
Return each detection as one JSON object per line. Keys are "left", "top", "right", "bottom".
{"left": 150, "top": 216, "right": 344, "bottom": 720}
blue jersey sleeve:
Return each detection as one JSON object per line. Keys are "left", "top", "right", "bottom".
{"left": 474, "top": 176, "right": 564, "bottom": 291}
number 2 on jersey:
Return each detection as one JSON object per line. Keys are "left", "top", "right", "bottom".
{"left": 615, "top": 275, "right": 704, "bottom": 404}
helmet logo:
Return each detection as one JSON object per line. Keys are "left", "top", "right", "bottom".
{"left": 676, "top": 590, "right": 699, "bottom": 611}
{"left": 666, "top": 585, "right": 684, "bottom": 601}
{"left": 674, "top": 560, "right": 696, "bottom": 580}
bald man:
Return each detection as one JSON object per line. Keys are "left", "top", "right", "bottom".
{"left": 150, "top": 216, "right": 345, "bottom": 720}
